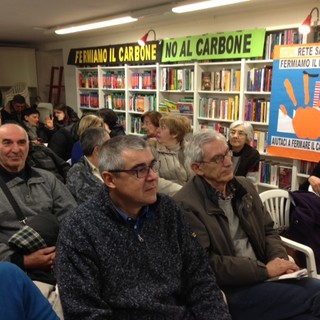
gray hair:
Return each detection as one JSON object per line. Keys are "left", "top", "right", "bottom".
{"left": 98, "top": 135, "right": 148, "bottom": 173}
{"left": 229, "top": 120, "right": 254, "bottom": 143}
{"left": 80, "top": 127, "right": 109, "bottom": 156}
{"left": 184, "top": 129, "right": 227, "bottom": 169}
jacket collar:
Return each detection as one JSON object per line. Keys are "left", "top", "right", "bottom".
{"left": 0, "top": 163, "right": 39, "bottom": 183}
{"left": 193, "top": 175, "right": 248, "bottom": 213}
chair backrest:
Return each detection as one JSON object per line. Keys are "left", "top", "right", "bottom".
{"left": 259, "top": 189, "right": 291, "bottom": 229}
{"left": 37, "top": 103, "right": 53, "bottom": 123}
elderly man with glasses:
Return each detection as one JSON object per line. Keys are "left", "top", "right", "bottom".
{"left": 56, "top": 135, "right": 231, "bottom": 320}
{"left": 173, "top": 129, "right": 320, "bottom": 320}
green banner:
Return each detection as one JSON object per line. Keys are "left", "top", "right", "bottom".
{"left": 162, "top": 29, "right": 266, "bottom": 62}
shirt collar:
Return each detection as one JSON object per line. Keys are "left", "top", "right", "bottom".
{"left": 111, "top": 202, "right": 154, "bottom": 224}
{"left": 84, "top": 156, "right": 103, "bottom": 182}
{"left": 201, "top": 176, "right": 236, "bottom": 201}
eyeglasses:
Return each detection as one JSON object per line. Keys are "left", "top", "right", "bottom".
{"left": 230, "top": 129, "right": 246, "bottom": 137}
{"left": 200, "top": 149, "right": 233, "bottom": 165}
{"left": 108, "top": 160, "right": 160, "bottom": 179}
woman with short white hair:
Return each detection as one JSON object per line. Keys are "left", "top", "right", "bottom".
{"left": 228, "top": 120, "right": 260, "bottom": 186}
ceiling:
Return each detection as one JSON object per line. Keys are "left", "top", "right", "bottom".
{"left": 0, "top": 0, "right": 314, "bottom": 46}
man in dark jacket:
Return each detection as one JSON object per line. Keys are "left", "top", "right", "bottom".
{"left": 66, "top": 127, "right": 109, "bottom": 204}
{"left": 1, "top": 94, "right": 28, "bottom": 125}
{"left": 56, "top": 135, "right": 231, "bottom": 320}
{"left": 48, "top": 121, "right": 79, "bottom": 161}
{"left": 173, "top": 129, "right": 320, "bottom": 320}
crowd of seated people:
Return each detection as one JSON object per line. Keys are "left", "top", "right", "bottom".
{"left": 1, "top": 97, "right": 320, "bottom": 319}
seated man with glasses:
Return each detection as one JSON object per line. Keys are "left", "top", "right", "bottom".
{"left": 173, "top": 129, "right": 320, "bottom": 320}
{"left": 56, "top": 135, "right": 231, "bottom": 320}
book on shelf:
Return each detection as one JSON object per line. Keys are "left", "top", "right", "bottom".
{"left": 159, "top": 103, "right": 169, "bottom": 113}
{"left": 161, "top": 68, "right": 193, "bottom": 91}
{"left": 270, "top": 162, "right": 279, "bottom": 186}
{"left": 162, "top": 99, "right": 179, "bottom": 113}
{"left": 161, "top": 67, "right": 168, "bottom": 91}
{"left": 278, "top": 165, "right": 293, "bottom": 190}
{"left": 201, "top": 71, "right": 212, "bottom": 91}
{"left": 299, "top": 160, "right": 318, "bottom": 175}
{"left": 177, "top": 69, "right": 184, "bottom": 90}
{"left": 214, "top": 71, "right": 221, "bottom": 91}
{"left": 177, "top": 101, "right": 193, "bottom": 115}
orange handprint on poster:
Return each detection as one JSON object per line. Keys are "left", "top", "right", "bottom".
{"left": 280, "top": 73, "right": 320, "bottom": 139}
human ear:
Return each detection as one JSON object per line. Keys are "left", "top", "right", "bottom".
{"left": 101, "top": 171, "right": 116, "bottom": 189}
{"left": 191, "top": 163, "right": 204, "bottom": 176}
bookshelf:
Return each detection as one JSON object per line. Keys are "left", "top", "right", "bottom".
{"left": 158, "top": 63, "right": 195, "bottom": 128}
{"left": 74, "top": 27, "right": 314, "bottom": 191}
{"left": 196, "top": 61, "right": 242, "bottom": 133}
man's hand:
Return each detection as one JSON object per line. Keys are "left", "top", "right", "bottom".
{"left": 266, "top": 257, "right": 300, "bottom": 279}
{"left": 309, "top": 175, "right": 320, "bottom": 194}
{"left": 24, "top": 246, "right": 56, "bottom": 270}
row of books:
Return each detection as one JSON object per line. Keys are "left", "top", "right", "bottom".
{"left": 104, "top": 93, "right": 125, "bottom": 110}
{"left": 246, "top": 66, "right": 272, "bottom": 92}
{"left": 199, "top": 122, "right": 228, "bottom": 137}
{"left": 129, "top": 94, "right": 157, "bottom": 112}
{"left": 79, "top": 71, "right": 99, "bottom": 89}
{"left": 117, "top": 114, "right": 126, "bottom": 129}
{"left": 259, "top": 160, "right": 293, "bottom": 190}
{"left": 159, "top": 98, "right": 193, "bottom": 114}
{"left": 198, "top": 96, "right": 239, "bottom": 121}
{"left": 264, "top": 29, "right": 302, "bottom": 60}
{"left": 244, "top": 98, "right": 270, "bottom": 123}
{"left": 131, "top": 70, "right": 156, "bottom": 90}
{"left": 201, "top": 69, "right": 241, "bottom": 92}
{"left": 299, "top": 160, "right": 318, "bottom": 175}
{"left": 251, "top": 130, "right": 268, "bottom": 154}
{"left": 79, "top": 92, "right": 99, "bottom": 108}
{"left": 161, "top": 68, "right": 194, "bottom": 91}
{"left": 102, "top": 71, "right": 125, "bottom": 89}
{"left": 130, "top": 116, "right": 147, "bottom": 134}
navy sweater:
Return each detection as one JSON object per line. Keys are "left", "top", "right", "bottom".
{"left": 56, "top": 186, "right": 231, "bottom": 320}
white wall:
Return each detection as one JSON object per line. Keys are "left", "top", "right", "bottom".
{"left": 36, "top": 50, "right": 65, "bottom": 104}
{"left": 35, "top": 0, "right": 319, "bottom": 112}
{"left": 0, "top": 48, "right": 37, "bottom": 88}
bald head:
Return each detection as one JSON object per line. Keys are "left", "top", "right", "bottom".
{"left": 0, "top": 124, "right": 29, "bottom": 173}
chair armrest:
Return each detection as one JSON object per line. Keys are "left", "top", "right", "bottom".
{"left": 280, "top": 236, "right": 318, "bottom": 279}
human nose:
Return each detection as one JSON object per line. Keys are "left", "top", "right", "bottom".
{"left": 223, "top": 153, "right": 233, "bottom": 165}
{"left": 145, "top": 166, "right": 158, "bottom": 180}
{"left": 11, "top": 143, "right": 21, "bottom": 152}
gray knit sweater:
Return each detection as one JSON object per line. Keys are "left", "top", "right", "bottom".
{"left": 56, "top": 186, "right": 231, "bottom": 320}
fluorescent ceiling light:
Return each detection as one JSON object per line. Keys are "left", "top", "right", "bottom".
{"left": 172, "top": 0, "right": 250, "bottom": 13}
{"left": 55, "top": 16, "right": 137, "bottom": 35}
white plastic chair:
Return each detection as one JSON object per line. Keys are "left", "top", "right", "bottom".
{"left": 259, "top": 189, "right": 291, "bottom": 230}
{"left": 37, "top": 102, "right": 53, "bottom": 123}
{"left": 259, "top": 189, "right": 318, "bottom": 278}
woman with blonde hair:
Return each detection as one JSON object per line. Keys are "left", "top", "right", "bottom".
{"left": 150, "top": 113, "right": 193, "bottom": 196}
{"left": 71, "top": 114, "right": 105, "bottom": 164}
